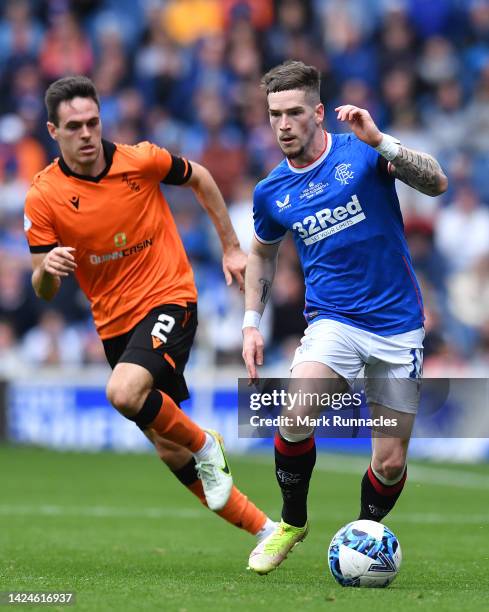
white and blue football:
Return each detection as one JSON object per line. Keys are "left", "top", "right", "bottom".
{"left": 328, "top": 520, "right": 402, "bottom": 587}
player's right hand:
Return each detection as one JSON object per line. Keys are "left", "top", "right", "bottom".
{"left": 242, "top": 326, "right": 264, "bottom": 385}
{"left": 41, "top": 246, "right": 77, "bottom": 277}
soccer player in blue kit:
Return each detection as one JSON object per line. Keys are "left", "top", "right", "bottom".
{"left": 242, "top": 61, "right": 448, "bottom": 574}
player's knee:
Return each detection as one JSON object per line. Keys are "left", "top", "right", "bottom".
{"left": 106, "top": 379, "right": 143, "bottom": 417}
{"left": 279, "top": 425, "right": 314, "bottom": 442}
{"left": 376, "top": 457, "right": 406, "bottom": 481}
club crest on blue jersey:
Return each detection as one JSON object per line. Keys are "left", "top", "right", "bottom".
{"left": 335, "top": 163, "right": 354, "bottom": 185}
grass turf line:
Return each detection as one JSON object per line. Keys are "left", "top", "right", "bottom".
{"left": 1, "top": 446, "right": 488, "bottom": 612}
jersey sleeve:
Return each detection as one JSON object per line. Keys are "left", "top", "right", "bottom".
{"left": 162, "top": 155, "right": 192, "bottom": 185}
{"left": 253, "top": 182, "right": 287, "bottom": 244}
{"left": 355, "top": 136, "right": 394, "bottom": 180}
{"left": 135, "top": 141, "right": 192, "bottom": 184}
{"left": 350, "top": 135, "right": 394, "bottom": 182}
{"left": 24, "top": 186, "right": 58, "bottom": 253}
{"left": 356, "top": 136, "right": 381, "bottom": 169}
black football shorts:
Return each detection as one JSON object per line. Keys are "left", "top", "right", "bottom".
{"left": 102, "top": 303, "right": 197, "bottom": 404}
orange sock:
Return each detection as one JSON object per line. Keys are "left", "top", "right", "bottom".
{"left": 188, "top": 480, "right": 267, "bottom": 535}
{"left": 148, "top": 390, "right": 205, "bottom": 452}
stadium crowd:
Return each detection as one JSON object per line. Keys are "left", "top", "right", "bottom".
{"left": 0, "top": 0, "right": 488, "bottom": 374}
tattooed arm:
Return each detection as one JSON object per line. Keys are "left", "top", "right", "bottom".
{"left": 389, "top": 146, "right": 448, "bottom": 196}
{"left": 244, "top": 237, "right": 279, "bottom": 316}
{"left": 242, "top": 237, "right": 280, "bottom": 381}
{"left": 335, "top": 104, "right": 448, "bottom": 196}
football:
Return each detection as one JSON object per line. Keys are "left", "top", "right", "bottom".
{"left": 328, "top": 520, "right": 402, "bottom": 587}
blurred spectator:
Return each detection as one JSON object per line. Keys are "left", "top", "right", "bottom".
{"left": 407, "top": 0, "right": 456, "bottom": 39}
{"left": 0, "top": 317, "right": 23, "bottom": 376}
{"left": 189, "top": 34, "right": 230, "bottom": 106}
{"left": 377, "top": 7, "right": 417, "bottom": 74}
{"left": 39, "top": 11, "right": 94, "bottom": 80}
{"left": 94, "top": 26, "right": 128, "bottom": 88}
{"left": 380, "top": 68, "right": 417, "bottom": 126}
{"left": 0, "top": 213, "right": 32, "bottom": 261}
{"left": 424, "top": 79, "right": 467, "bottom": 155}
{"left": 227, "top": 19, "right": 262, "bottom": 84}
{"left": 435, "top": 183, "right": 489, "bottom": 271}
{"left": 0, "top": 259, "right": 40, "bottom": 337}
{"left": 228, "top": 175, "right": 254, "bottom": 251}
{"left": 69, "top": 0, "right": 104, "bottom": 21}
{"left": 266, "top": 0, "right": 319, "bottom": 66}
{"left": 238, "top": 83, "right": 283, "bottom": 175}
{"left": 328, "top": 20, "right": 378, "bottom": 88}
{"left": 417, "top": 36, "right": 460, "bottom": 88}
{"left": 81, "top": 321, "right": 107, "bottom": 365}
{"left": 163, "top": 0, "right": 223, "bottom": 46}
{"left": 422, "top": 283, "right": 468, "bottom": 373}
{"left": 89, "top": 0, "right": 144, "bottom": 52}
{"left": 21, "top": 309, "right": 84, "bottom": 366}
{"left": 91, "top": 63, "right": 121, "bottom": 132}
{"left": 0, "top": 114, "right": 46, "bottom": 192}
{"left": 6, "top": 61, "right": 44, "bottom": 123}
{"left": 196, "top": 89, "right": 246, "bottom": 200}
{"left": 109, "top": 119, "right": 143, "bottom": 146}
{"left": 464, "top": 0, "right": 489, "bottom": 80}
{"left": 340, "top": 79, "right": 380, "bottom": 119}
{"left": 135, "top": 22, "right": 186, "bottom": 110}
{"left": 0, "top": 0, "right": 43, "bottom": 70}
{"left": 470, "top": 319, "right": 489, "bottom": 373}
{"left": 448, "top": 255, "right": 489, "bottom": 328}
{"left": 270, "top": 257, "right": 306, "bottom": 361}
{"left": 171, "top": 200, "right": 213, "bottom": 264}
{"left": 465, "top": 63, "right": 489, "bottom": 154}
{"left": 204, "top": 282, "right": 251, "bottom": 365}
{"left": 222, "top": 0, "right": 273, "bottom": 31}
{"left": 386, "top": 108, "right": 442, "bottom": 219}
{"left": 147, "top": 108, "right": 191, "bottom": 154}
{"left": 405, "top": 218, "right": 447, "bottom": 294}
{"left": 318, "top": 0, "right": 380, "bottom": 49}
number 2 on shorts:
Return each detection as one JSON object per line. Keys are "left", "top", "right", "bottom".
{"left": 151, "top": 314, "right": 176, "bottom": 343}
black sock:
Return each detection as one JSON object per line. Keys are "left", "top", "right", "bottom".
{"left": 172, "top": 457, "right": 198, "bottom": 486}
{"left": 359, "top": 464, "right": 407, "bottom": 522}
{"left": 128, "top": 389, "right": 162, "bottom": 429}
{"left": 274, "top": 432, "right": 316, "bottom": 528}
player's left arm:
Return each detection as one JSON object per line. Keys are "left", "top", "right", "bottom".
{"left": 386, "top": 146, "right": 448, "bottom": 197}
{"left": 336, "top": 104, "right": 448, "bottom": 197}
{"left": 182, "top": 161, "right": 246, "bottom": 290}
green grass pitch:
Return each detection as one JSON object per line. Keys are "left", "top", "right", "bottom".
{"left": 1, "top": 446, "right": 488, "bottom": 611}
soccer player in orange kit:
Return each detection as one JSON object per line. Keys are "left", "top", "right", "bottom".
{"left": 24, "top": 76, "right": 275, "bottom": 544}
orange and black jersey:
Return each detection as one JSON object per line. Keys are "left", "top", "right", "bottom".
{"left": 24, "top": 140, "right": 198, "bottom": 339}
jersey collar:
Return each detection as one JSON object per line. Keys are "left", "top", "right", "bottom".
{"left": 58, "top": 139, "right": 116, "bottom": 183}
{"left": 287, "top": 131, "right": 332, "bottom": 174}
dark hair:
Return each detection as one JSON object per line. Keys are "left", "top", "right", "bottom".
{"left": 45, "top": 76, "right": 100, "bottom": 125}
{"left": 261, "top": 61, "right": 321, "bottom": 101}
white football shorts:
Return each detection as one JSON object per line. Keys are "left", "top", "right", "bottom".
{"left": 290, "top": 318, "right": 424, "bottom": 414}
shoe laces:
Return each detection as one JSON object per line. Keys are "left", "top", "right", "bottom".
{"left": 195, "top": 461, "right": 218, "bottom": 486}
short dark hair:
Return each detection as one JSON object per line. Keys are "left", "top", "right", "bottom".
{"left": 45, "top": 76, "right": 100, "bottom": 125}
{"left": 261, "top": 61, "right": 321, "bottom": 102}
